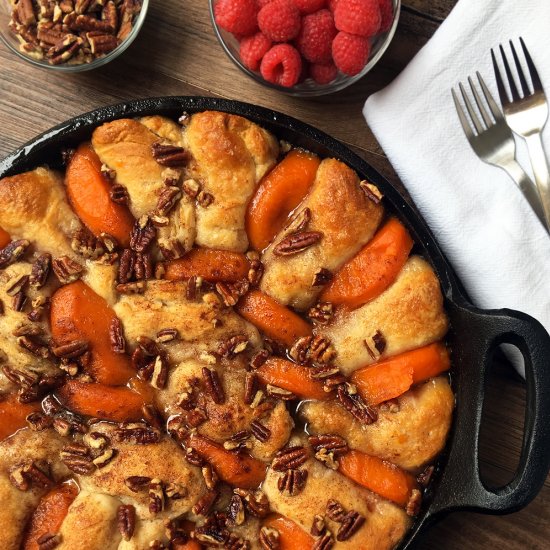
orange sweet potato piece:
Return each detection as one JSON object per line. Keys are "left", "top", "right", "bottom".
{"left": 235, "top": 290, "right": 312, "bottom": 347}
{"left": 50, "top": 280, "right": 134, "bottom": 385}
{"left": 187, "top": 434, "right": 266, "bottom": 489}
{"left": 321, "top": 218, "right": 414, "bottom": 308}
{"left": 0, "top": 394, "right": 39, "bottom": 441}
{"left": 0, "top": 227, "right": 11, "bottom": 249}
{"left": 22, "top": 482, "right": 78, "bottom": 550}
{"left": 338, "top": 450, "right": 418, "bottom": 507}
{"left": 256, "top": 358, "right": 331, "bottom": 401}
{"left": 165, "top": 248, "right": 249, "bottom": 282}
{"left": 246, "top": 149, "right": 320, "bottom": 251}
{"left": 56, "top": 380, "right": 145, "bottom": 422}
{"left": 263, "top": 514, "right": 315, "bottom": 550}
{"left": 351, "top": 342, "right": 451, "bottom": 406}
{"left": 65, "top": 142, "right": 134, "bottom": 246}
{"left": 171, "top": 541, "right": 202, "bottom": 550}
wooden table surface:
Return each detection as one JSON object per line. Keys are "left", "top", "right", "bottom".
{"left": 1, "top": 1, "right": 548, "bottom": 548}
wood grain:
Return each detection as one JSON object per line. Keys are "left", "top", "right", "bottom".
{"left": 0, "top": 1, "right": 548, "bottom": 548}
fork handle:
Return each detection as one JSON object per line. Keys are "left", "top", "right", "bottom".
{"left": 505, "top": 159, "right": 547, "bottom": 229}
{"left": 525, "top": 133, "right": 550, "bottom": 230}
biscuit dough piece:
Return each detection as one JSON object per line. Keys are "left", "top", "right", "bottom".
{"left": 260, "top": 159, "right": 384, "bottom": 310}
{"left": 184, "top": 111, "right": 279, "bottom": 252}
{"left": 263, "top": 437, "right": 411, "bottom": 549}
{"left": 82, "top": 260, "right": 118, "bottom": 307}
{"left": 114, "top": 280, "right": 261, "bottom": 363}
{"left": 300, "top": 376, "right": 454, "bottom": 471}
{"left": 58, "top": 491, "right": 122, "bottom": 550}
{"left": 0, "top": 429, "right": 70, "bottom": 550}
{"left": 80, "top": 424, "right": 205, "bottom": 520}
{"left": 0, "top": 167, "right": 80, "bottom": 258}
{"left": 322, "top": 256, "right": 448, "bottom": 375}
{"left": 160, "top": 360, "right": 293, "bottom": 460}
{"left": 140, "top": 115, "right": 184, "bottom": 146}
{"left": 117, "top": 518, "right": 168, "bottom": 549}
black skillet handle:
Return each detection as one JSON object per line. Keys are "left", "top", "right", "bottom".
{"left": 429, "top": 304, "right": 550, "bottom": 516}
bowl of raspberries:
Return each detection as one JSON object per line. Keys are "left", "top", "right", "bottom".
{"left": 210, "top": 0, "right": 400, "bottom": 96}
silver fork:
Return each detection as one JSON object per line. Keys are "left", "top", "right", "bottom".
{"left": 451, "top": 73, "right": 546, "bottom": 227}
{"left": 491, "top": 38, "right": 550, "bottom": 230}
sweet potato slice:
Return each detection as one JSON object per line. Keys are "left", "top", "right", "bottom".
{"left": 56, "top": 380, "right": 145, "bottom": 422}
{"left": 22, "top": 483, "right": 78, "bottom": 550}
{"left": 321, "top": 217, "right": 414, "bottom": 308}
{"left": 164, "top": 248, "right": 249, "bottom": 282}
{"left": 351, "top": 343, "right": 450, "bottom": 406}
{"left": 256, "top": 358, "right": 331, "bottom": 401}
{"left": 263, "top": 514, "right": 314, "bottom": 550}
{"left": 0, "top": 394, "right": 38, "bottom": 441}
{"left": 65, "top": 142, "right": 134, "bottom": 246}
{"left": 187, "top": 433, "right": 266, "bottom": 489}
{"left": 50, "top": 280, "right": 134, "bottom": 385}
{"left": 235, "top": 290, "right": 312, "bottom": 347}
{"left": 338, "top": 450, "right": 418, "bottom": 507}
{"left": 246, "top": 149, "right": 320, "bottom": 251}
{"left": 0, "top": 226, "right": 10, "bottom": 248}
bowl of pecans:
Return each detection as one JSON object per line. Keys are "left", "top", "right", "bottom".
{"left": 0, "top": 0, "right": 148, "bottom": 71}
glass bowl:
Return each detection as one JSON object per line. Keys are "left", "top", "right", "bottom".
{"left": 0, "top": 0, "right": 149, "bottom": 72}
{"left": 209, "top": 0, "right": 401, "bottom": 97}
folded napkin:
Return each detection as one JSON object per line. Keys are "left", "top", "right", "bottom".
{"left": 364, "top": 0, "right": 550, "bottom": 377}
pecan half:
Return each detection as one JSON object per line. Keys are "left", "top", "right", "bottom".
{"left": 336, "top": 511, "right": 365, "bottom": 541}
{"left": 109, "top": 317, "right": 126, "bottom": 353}
{"left": 130, "top": 216, "right": 156, "bottom": 253}
{"left": 250, "top": 349, "right": 270, "bottom": 370}
{"left": 312, "top": 533, "right": 334, "bottom": 550}
{"left": 52, "top": 256, "right": 83, "bottom": 284}
{"left": 336, "top": 383, "right": 378, "bottom": 425}
{"left": 272, "top": 446, "right": 309, "bottom": 472}
{"left": 243, "top": 372, "right": 258, "bottom": 406}
{"left": 51, "top": 339, "right": 89, "bottom": 359}
{"left": 148, "top": 478, "right": 165, "bottom": 514}
{"left": 326, "top": 499, "right": 346, "bottom": 522}
{"left": 16, "top": 0, "right": 36, "bottom": 25}
{"left": 124, "top": 475, "right": 151, "bottom": 492}
{"left": 113, "top": 423, "right": 161, "bottom": 444}
{"left": 259, "top": 526, "right": 280, "bottom": 550}
{"left": 109, "top": 183, "right": 129, "bottom": 205}
{"left": 273, "top": 231, "right": 323, "bottom": 256}
{"left": 234, "top": 489, "right": 270, "bottom": 518}
{"left": 37, "top": 533, "right": 61, "bottom": 550}
{"left": 289, "top": 335, "right": 336, "bottom": 365}
{"left": 9, "top": 460, "right": 52, "bottom": 491}
{"left": 156, "top": 186, "right": 181, "bottom": 216}
{"left": 29, "top": 253, "right": 52, "bottom": 288}
{"left": 250, "top": 420, "right": 271, "bottom": 442}
{"left": 151, "top": 142, "right": 189, "bottom": 167}
{"left": 192, "top": 488, "right": 219, "bottom": 516}
{"left": 216, "top": 280, "right": 249, "bottom": 307}
{"left": 360, "top": 181, "right": 383, "bottom": 204}
{"left": 202, "top": 463, "right": 219, "bottom": 490}
{"left": 228, "top": 493, "right": 246, "bottom": 525}
{"left": 18, "top": 335, "right": 51, "bottom": 359}
{"left": 0, "top": 239, "right": 30, "bottom": 268}
{"left": 60, "top": 444, "right": 94, "bottom": 475}
{"left": 277, "top": 468, "right": 308, "bottom": 496}
{"left": 156, "top": 327, "right": 179, "bottom": 343}
{"left": 150, "top": 354, "right": 169, "bottom": 389}
{"left": 308, "top": 434, "right": 348, "bottom": 457}
{"left": 87, "top": 31, "right": 118, "bottom": 54}
{"left": 202, "top": 367, "right": 225, "bottom": 404}
{"left": 311, "top": 515, "right": 326, "bottom": 537}
{"left": 118, "top": 504, "right": 136, "bottom": 541}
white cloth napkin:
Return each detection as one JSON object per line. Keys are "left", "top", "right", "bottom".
{"left": 363, "top": 0, "right": 550, "bottom": 376}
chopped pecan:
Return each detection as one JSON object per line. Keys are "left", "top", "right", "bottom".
{"left": 234, "top": 488, "right": 270, "bottom": 518}
{"left": 286, "top": 207, "right": 311, "bottom": 234}
{"left": 218, "top": 334, "right": 249, "bottom": 358}
{"left": 27, "top": 253, "right": 52, "bottom": 289}
{"left": 150, "top": 354, "right": 169, "bottom": 389}
{"left": 109, "top": 317, "right": 126, "bottom": 353}
{"left": 165, "top": 482, "right": 187, "bottom": 499}
{"left": 259, "top": 526, "right": 280, "bottom": 550}
{"left": 83, "top": 431, "right": 110, "bottom": 450}
{"left": 197, "top": 190, "right": 214, "bottom": 207}
{"left": 12, "top": 291, "right": 27, "bottom": 312}
{"left": 277, "top": 468, "right": 308, "bottom": 496}
{"left": 406, "top": 488, "right": 422, "bottom": 516}
{"left": 102, "top": 0, "right": 118, "bottom": 30}
{"left": 51, "top": 339, "right": 89, "bottom": 359}
{"left": 179, "top": 112, "right": 191, "bottom": 126}
{"left": 156, "top": 186, "right": 181, "bottom": 216}
{"left": 250, "top": 419, "right": 271, "bottom": 442}
{"left": 273, "top": 231, "right": 322, "bottom": 256}
{"left": 87, "top": 31, "right": 118, "bottom": 54}
{"left": 308, "top": 434, "right": 348, "bottom": 457}
{"left": 18, "top": 335, "right": 51, "bottom": 359}
{"left": 0, "top": 239, "right": 30, "bottom": 268}
{"left": 336, "top": 383, "right": 378, "bottom": 425}
{"left": 92, "top": 448, "right": 116, "bottom": 468}
{"left": 193, "top": 511, "right": 228, "bottom": 545}
{"left": 250, "top": 349, "right": 270, "bottom": 370}
{"left": 308, "top": 302, "right": 334, "bottom": 325}
{"left": 156, "top": 327, "right": 179, "bottom": 343}
{"left": 216, "top": 280, "right": 249, "bottom": 307}
{"left": 52, "top": 256, "right": 83, "bottom": 284}
{"left": 192, "top": 488, "right": 219, "bottom": 516}
{"left": 314, "top": 447, "right": 339, "bottom": 470}
{"left": 109, "top": 183, "right": 129, "bottom": 205}
{"left": 266, "top": 385, "right": 296, "bottom": 401}
{"left": 2, "top": 365, "right": 36, "bottom": 387}
{"left": 312, "top": 268, "right": 332, "bottom": 287}
{"left": 71, "top": 229, "right": 104, "bottom": 259}
{"left": 141, "top": 403, "right": 163, "bottom": 430}
{"left": 75, "top": 0, "right": 93, "bottom": 14}
{"left": 225, "top": 534, "right": 250, "bottom": 550}
{"left": 37, "top": 533, "right": 61, "bottom": 550}
{"left": 372, "top": 329, "right": 387, "bottom": 354}
{"left": 185, "top": 447, "right": 204, "bottom": 467}
{"left": 336, "top": 511, "right": 365, "bottom": 541}
{"left": 116, "top": 281, "right": 145, "bottom": 294}
{"left": 228, "top": 493, "right": 246, "bottom": 525}
{"left": 67, "top": 13, "right": 113, "bottom": 33}
{"left": 118, "top": 504, "right": 136, "bottom": 541}
{"left": 130, "top": 216, "right": 156, "bottom": 253}
{"left": 182, "top": 178, "right": 200, "bottom": 198}
{"left": 149, "top": 478, "right": 165, "bottom": 514}
{"left": 247, "top": 259, "right": 264, "bottom": 285}
{"left": 16, "top": 0, "right": 36, "bottom": 25}
{"left": 360, "top": 181, "right": 383, "bottom": 204}
{"left": 312, "top": 533, "right": 334, "bottom": 550}
{"left": 5, "top": 274, "right": 29, "bottom": 296}
{"left": 26, "top": 411, "right": 53, "bottom": 431}
{"left": 124, "top": 475, "right": 151, "bottom": 492}
{"left": 223, "top": 430, "right": 252, "bottom": 452}
{"left": 113, "top": 423, "right": 161, "bottom": 444}
{"left": 326, "top": 499, "right": 346, "bottom": 522}
{"left": 202, "top": 367, "right": 225, "bottom": 404}
{"left": 49, "top": 35, "right": 83, "bottom": 65}
{"left": 98, "top": 232, "right": 119, "bottom": 253}
{"left": 9, "top": 460, "right": 52, "bottom": 491}
{"left": 151, "top": 142, "right": 189, "bottom": 167}
{"left": 243, "top": 372, "right": 258, "bottom": 406}
{"left": 417, "top": 465, "right": 435, "bottom": 488}
{"left": 201, "top": 463, "right": 219, "bottom": 490}
{"left": 272, "top": 446, "right": 309, "bottom": 472}
{"left": 118, "top": 248, "right": 135, "bottom": 283}
{"left": 311, "top": 515, "right": 326, "bottom": 537}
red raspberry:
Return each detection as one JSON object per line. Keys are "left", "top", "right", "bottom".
{"left": 328, "top": 0, "right": 339, "bottom": 11}
{"left": 260, "top": 43, "right": 302, "bottom": 87}
{"left": 292, "top": 0, "right": 326, "bottom": 13}
{"left": 240, "top": 32, "right": 272, "bottom": 70}
{"left": 215, "top": 0, "right": 259, "bottom": 36}
{"left": 379, "top": 0, "right": 394, "bottom": 32}
{"left": 332, "top": 31, "right": 370, "bottom": 76}
{"left": 256, "top": 0, "right": 272, "bottom": 7}
{"left": 296, "top": 9, "right": 337, "bottom": 63}
{"left": 258, "top": 0, "right": 301, "bottom": 42}
{"left": 334, "top": 0, "right": 381, "bottom": 37}
{"left": 310, "top": 61, "right": 338, "bottom": 84}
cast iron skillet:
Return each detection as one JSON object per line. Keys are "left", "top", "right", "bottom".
{"left": 2, "top": 97, "right": 550, "bottom": 548}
